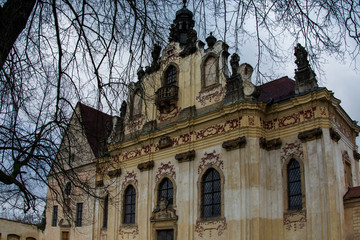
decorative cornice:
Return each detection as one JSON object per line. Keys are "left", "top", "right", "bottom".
{"left": 259, "top": 137, "right": 282, "bottom": 151}
{"left": 158, "top": 136, "right": 173, "bottom": 149}
{"left": 222, "top": 136, "right": 246, "bottom": 150}
{"left": 175, "top": 150, "right": 195, "bottom": 162}
{"left": 137, "top": 160, "right": 155, "bottom": 172}
{"left": 107, "top": 169, "right": 122, "bottom": 178}
{"left": 354, "top": 151, "right": 360, "bottom": 161}
{"left": 329, "top": 128, "right": 341, "bottom": 142}
{"left": 298, "top": 128, "right": 322, "bottom": 142}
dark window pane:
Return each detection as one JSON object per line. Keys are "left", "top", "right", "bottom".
{"left": 76, "top": 203, "right": 83, "bottom": 227}
{"left": 158, "top": 178, "right": 173, "bottom": 205}
{"left": 287, "top": 159, "right": 302, "bottom": 210}
{"left": 103, "top": 195, "right": 108, "bottom": 228}
{"left": 52, "top": 205, "right": 58, "bottom": 227}
{"left": 124, "top": 185, "right": 136, "bottom": 224}
{"left": 201, "top": 168, "right": 221, "bottom": 218}
{"left": 165, "top": 66, "right": 177, "bottom": 86}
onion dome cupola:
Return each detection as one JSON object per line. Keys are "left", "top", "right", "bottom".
{"left": 169, "top": 0, "right": 196, "bottom": 45}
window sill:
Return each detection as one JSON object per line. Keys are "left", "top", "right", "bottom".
{"left": 200, "top": 83, "right": 221, "bottom": 93}
{"left": 198, "top": 216, "right": 224, "bottom": 223}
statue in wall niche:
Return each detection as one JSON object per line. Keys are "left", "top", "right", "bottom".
{"left": 159, "top": 197, "right": 168, "bottom": 211}
{"left": 230, "top": 53, "right": 240, "bottom": 76}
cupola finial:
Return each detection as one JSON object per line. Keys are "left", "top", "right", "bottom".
{"left": 183, "top": 0, "right": 187, "bottom": 7}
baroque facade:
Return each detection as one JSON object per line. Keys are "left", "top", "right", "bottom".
{"left": 44, "top": 3, "right": 360, "bottom": 240}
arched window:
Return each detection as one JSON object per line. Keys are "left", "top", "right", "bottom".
{"left": 203, "top": 56, "right": 217, "bottom": 87}
{"left": 201, "top": 168, "right": 221, "bottom": 218}
{"left": 158, "top": 178, "right": 173, "bottom": 206}
{"left": 132, "top": 89, "right": 142, "bottom": 116}
{"left": 287, "top": 159, "right": 302, "bottom": 210}
{"left": 165, "top": 66, "right": 177, "bottom": 86}
{"left": 124, "top": 185, "right": 136, "bottom": 224}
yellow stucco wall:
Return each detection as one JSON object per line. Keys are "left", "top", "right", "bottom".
{"left": 92, "top": 40, "right": 360, "bottom": 240}
{"left": 0, "top": 218, "right": 42, "bottom": 240}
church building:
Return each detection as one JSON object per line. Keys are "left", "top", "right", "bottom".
{"left": 44, "top": 2, "right": 360, "bottom": 240}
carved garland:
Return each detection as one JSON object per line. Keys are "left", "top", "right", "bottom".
{"left": 157, "top": 106, "right": 181, "bottom": 122}
{"left": 195, "top": 218, "right": 227, "bottom": 237}
{"left": 155, "top": 161, "right": 176, "bottom": 182}
{"left": 198, "top": 150, "right": 223, "bottom": 174}
{"left": 119, "top": 225, "right": 139, "bottom": 239}
{"left": 196, "top": 85, "right": 224, "bottom": 106}
{"left": 280, "top": 142, "right": 304, "bottom": 164}
{"left": 121, "top": 170, "right": 138, "bottom": 190}
{"left": 283, "top": 211, "right": 306, "bottom": 231}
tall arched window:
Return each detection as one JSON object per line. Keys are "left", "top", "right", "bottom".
{"left": 287, "top": 159, "right": 302, "bottom": 210}
{"left": 203, "top": 56, "right": 217, "bottom": 87}
{"left": 124, "top": 185, "right": 136, "bottom": 224}
{"left": 165, "top": 66, "right": 177, "bottom": 86}
{"left": 158, "top": 178, "right": 173, "bottom": 206}
{"left": 201, "top": 168, "right": 221, "bottom": 218}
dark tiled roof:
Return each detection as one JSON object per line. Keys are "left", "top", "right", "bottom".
{"left": 258, "top": 76, "right": 295, "bottom": 103}
{"left": 344, "top": 186, "right": 360, "bottom": 200}
{"left": 78, "top": 103, "right": 112, "bottom": 158}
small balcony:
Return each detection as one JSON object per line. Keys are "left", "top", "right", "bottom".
{"left": 155, "top": 85, "right": 179, "bottom": 113}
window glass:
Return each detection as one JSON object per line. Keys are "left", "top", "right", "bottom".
{"left": 124, "top": 185, "right": 136, "bottom": 224}
{"left": 65, "top": 182, "right": 71, "bottom": 196}
{"left": 165, "top": 66, "right": 177, "bottom": 86}
{"left": 52, "top": 205, "right": 58, "bottom": 227}
{"left": 201, "top": 168, "right": 221, "bottom": 218}
{"left": 158, "top": 178, "right": 173, "bottom": 206}
{"left": 287, "top": 159, "right": 302, "bottom": 210}
{"left": 76, "top": 203, "right": 83, "bottom": 227}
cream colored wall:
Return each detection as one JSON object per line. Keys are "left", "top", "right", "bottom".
{"left": 99, "top": 41, "right": 359, "bottom": 240}
{"left": 0, "top": 218, "right": 42, "bottom": 240}
{"left": 44, "top": 104, "right": 97, "bottom": 240}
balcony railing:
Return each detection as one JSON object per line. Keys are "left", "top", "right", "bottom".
{"left": 155, "top": 85, "right": 179, "bottom": 113}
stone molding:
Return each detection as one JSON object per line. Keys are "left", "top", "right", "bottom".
{"left": 298, "top": 127, "right": 322, "bottom": 142}
{"left": 222, "top": 136, "right": 246, "bottom": 150}
{"left": 330, "top": 128, "right": 341, "bottom": 142}
{"left": 175, "top": 150, "right": 195, "bottom": 162}
{"left": 259, "top": 137, "right": 282, "bottom": 151}
{"left": 137, "top": 160, "right": 155, "bottom": 172}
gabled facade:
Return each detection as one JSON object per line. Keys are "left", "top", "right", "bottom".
{"left": 44, "top": 103, "right": 112, "bottom": 240}
{"left": 45, "top": 3, "right": 360, "bottom": 240}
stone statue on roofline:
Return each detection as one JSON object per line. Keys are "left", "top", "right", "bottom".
{"left": 294, "top": 43, "right": 318, "bottom": 94}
